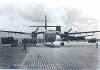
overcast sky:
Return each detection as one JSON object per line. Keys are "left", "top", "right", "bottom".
{"left": 0, "top": 0, "right": 99, "bottom": 33}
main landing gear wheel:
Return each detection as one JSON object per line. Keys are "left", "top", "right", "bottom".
{"left": 61, "top": 42, "right": 64, "bottom": 46}
{"left": 96, "top": 40, "right": 98, "bottom": 48}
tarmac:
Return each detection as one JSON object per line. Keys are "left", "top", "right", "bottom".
{"left": 0, "top": 42, "right": 99, "bottom": 70}
{"left": 21, "top": 45, "right": 99, "bottom": 70}
{"left": 0, "top": 47, "right": 26, "bottom": 69}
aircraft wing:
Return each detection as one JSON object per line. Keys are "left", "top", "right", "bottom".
{"left": 29, "top": 26, "right": 58, "bottom": 27}
{"left": 0, "top": 30, "right": 30, "bottom": 35}
{"left": 0, "top": 30, "right": 45, "bottom": 35}
{"left": 69, "top": 31, "right": 100, "bottom": 34}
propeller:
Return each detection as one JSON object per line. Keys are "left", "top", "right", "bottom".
{"left": 67, "top": 28, "right": 72, "bottom": 33}
{"left": 34, "top": 27, "right": 39, "bottom": 32}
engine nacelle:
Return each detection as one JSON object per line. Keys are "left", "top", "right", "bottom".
{"left": 88, "top": 38, "right": 96, "bottom": 43}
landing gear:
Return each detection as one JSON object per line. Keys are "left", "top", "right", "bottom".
{"left": 22, "top": 43, "right": 27, "bottom": 53}
{"left": 96, "top": 40, "right": 98, "bottom": 48}
{"left": 60, "top": 42, "right": 64, "bottom": 46}
{"left": 32, "top": 32, "right": 37, "bottom": 47}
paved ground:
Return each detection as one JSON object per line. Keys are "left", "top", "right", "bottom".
{"left": 0, "top": 47, "right": 26, "bottom": 69}
{"left": 21, "top": 45, "right": 99, "bottom": 70}
{"left": 0, "top": 42, "right": 99, "bottom": 70}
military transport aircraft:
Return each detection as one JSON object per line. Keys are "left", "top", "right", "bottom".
{"left": 58, "top": 31, "right": 99, "bottom": 46}
{"left": 0, "top": 16, "right": 100, "bottom": 48}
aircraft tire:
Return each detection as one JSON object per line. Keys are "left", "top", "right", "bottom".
{"left": 61, "top": 42, "right": 64, "bottom": 46}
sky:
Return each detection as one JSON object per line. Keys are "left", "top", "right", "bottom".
{"left": 0, "top": 0, "right": 99, "bottom": 33}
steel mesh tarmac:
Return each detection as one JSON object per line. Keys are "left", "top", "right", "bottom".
{"left": 21, "top": 46, "right": 99, "bottom": 70}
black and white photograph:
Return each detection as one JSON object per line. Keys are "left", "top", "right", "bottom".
{"left": 0, "top": 0, "right": 100, "bottom": 70}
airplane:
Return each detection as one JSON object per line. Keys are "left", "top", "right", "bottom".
{"left": 57, "top": 31, "right": 99, "bottom": 46}
{"left": 0, "top": 16, "right": 100, "bottom": 48}
{"left": 29, "top": 16, "right": 100, "bottom": 47}
{"left": 0, "top": 16, "right": 61, "bottom": 47}
{"left": 29, "top": 16, "right": 62, "bottom": 47}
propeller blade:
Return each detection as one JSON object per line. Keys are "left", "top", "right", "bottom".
{"left": 34, "top": 27, "right": 39, "bottom": 32}
{"left": 67, "top": 28, "right": 72, "bottom": 32}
